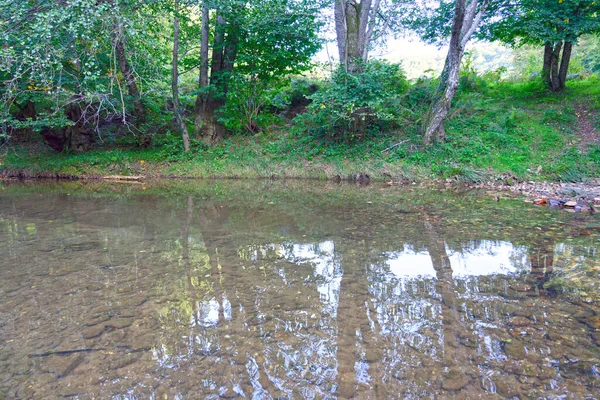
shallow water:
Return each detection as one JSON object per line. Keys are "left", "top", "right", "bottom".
{"left": 0, "top": 180, "right": 599, "bottom": 399}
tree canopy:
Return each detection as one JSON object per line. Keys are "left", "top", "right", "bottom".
{"left": 1, "top": 0, "right": 599, "bottom": 153}
{"left": 486, "top": 0, "right": 600, "bottom": 90}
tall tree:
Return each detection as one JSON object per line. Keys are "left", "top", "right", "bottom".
{"left": 422, "top": 0, "right": 490, "bottom": 145}
{"left": 172, "top": 0, "right": 191, "bottom": 152}
{"left": 487, "top": 0, "right": 600, "bottom": 91}
{"left": 114, "top": 24, "right": 146, "bottom": 125}
{"left": 333, "top": 0, "right": 405, "bottom": 73}
{"left": 194, "top": 0, "right": 322, "bottom": 145}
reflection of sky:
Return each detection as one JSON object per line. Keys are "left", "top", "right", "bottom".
{"left": 196, "top": 298, "right": 220, "bottom": 327}
{"left": 192, "top": 296, "right": 232, "bottom": 328}
{"left": 449, "top": 241, "right": 529, "bottom": 277}
{"left": 288, "top": 241, "right": 342, "bottom": 317}
{"left": 386, "top": 245, "right": 436, "bottom": 278}
{"left": 385, "top": 241, "right": 529, "bottom": 279}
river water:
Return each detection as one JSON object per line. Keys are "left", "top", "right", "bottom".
{"left": 0, "top": 180, "right": 599, "bottom": 399}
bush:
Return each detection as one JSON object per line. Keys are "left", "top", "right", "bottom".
{"left": 271, "top": 77, "right": 319, "bottom": 116}
{"left": 403, "top": 77, "right": 436, "bottom": 111}
{"left": 217, "top": 74, "right": 282, "bottom": 135}
{"left": 294, "top": 60, "right": 410, "bottom": 142}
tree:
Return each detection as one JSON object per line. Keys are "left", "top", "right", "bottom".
{"left": 422, "top": 0, "right": 491, "bottom": 145}
{"left": 0, "top": 0, "right": 162, "bottom": 150}
{"left": 193, "top": 0, "right": 322, "bottom": 145}
{"left": 333, "top": 0, "right": 406, "bottom": 73}
{"left": 487, "top": 0, "right": 600, "bottom": 92}
{"left": 172, "top": 0, "right": 191, "bottom": 152}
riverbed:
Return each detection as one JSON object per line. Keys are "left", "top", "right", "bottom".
{"left": 1, "top": 180, "right": 599, "bottom": 398}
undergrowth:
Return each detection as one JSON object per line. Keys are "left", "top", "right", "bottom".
{"left": 1, "top": 77, "right": 599, "bottom": 183}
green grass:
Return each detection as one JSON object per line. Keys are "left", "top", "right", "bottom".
{"left": 2, "top": 77, "right": 599, "bottom": 183}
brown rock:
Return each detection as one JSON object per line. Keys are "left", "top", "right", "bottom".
{"left": 564, "top": 201, "right": 577, "bottom": 208}
{"left": 494, "top": 379, "right": 521, "bottom": 398}
{"left": 129, "top": 334, "right": 154, "bottom": 351}
{"left": 364, "top": 350, "right": 379, "bottom": 363}
{"left": 219, "top": 387, "right": 239, "bottom": 398}
{"left": 513, "top": 309, "right": 532, "bottom": 318}
{"left": 85, "top": 314, "right": 110, "bottom": 326}
{"left": 116, "top": 309, "right": 136, "bottom": 318}
{"left": 509, "top": 316, "right": 531, "bottom": 326}
{"left": 573, "top": 309, "right": 595, "bottom": 320}
{"left": 110, "top": 353, "right": 141, "bottom": 370}
{"left": 82, "top": 324, "right": 106, "bottom": 339}
{"left": 510, "top": 283, "right": 531, "bottom": 292}
{"left": 106, "top": 318, "right": 133, "bottom": 329}
{"left": 233, "top": 352, "right": 246, "bottom": 365}
{"left": 585, "top": 315, "right": 600, "bottom": 330}
{"left": 337, "top": 381, "right": 355, "bottom": 399}
{"left": 504, "top": 340, "right": 527, "bottom": 360}
{"left": 441, "top": 369, "right": 470, "bottom": 391}
{"left": 504, "top": 360, "right": 534, "bottom": 376}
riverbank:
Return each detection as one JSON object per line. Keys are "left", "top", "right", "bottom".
{"left": 2, "top": 158, "right": 599, "bottom": 213}
{"left": 1, "top": 79, "right": 599, "bottom": 207}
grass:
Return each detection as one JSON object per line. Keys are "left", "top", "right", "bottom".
{"left": 1, "top": 77, "right": 599, "bottom": 183}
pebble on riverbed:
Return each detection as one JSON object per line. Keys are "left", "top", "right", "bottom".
{"left": 531, "top": 196, "right": 594, "bottom": 212}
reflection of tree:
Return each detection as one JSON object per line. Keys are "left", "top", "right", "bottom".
{"left": 336, "top": 238, "right": 382, "bottom": 397}
{"left": 527, "top": 238, "right": 555, "bottom": 295}
{"left": 424, "top": 216, "right": 476, "bottom": 392}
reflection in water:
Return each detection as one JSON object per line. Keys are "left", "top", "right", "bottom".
{"left": 385, "top": 240, "right": 529, "bottom": 279}
{"left": 0, "top": 181, "right": 599, "bottom": 399}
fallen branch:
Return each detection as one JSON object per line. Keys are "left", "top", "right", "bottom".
{"left": 102, "top": 175, "right": 144, "bottom": 182}
{"left": 382, "top": 140, "right": 409, "bottom": 153}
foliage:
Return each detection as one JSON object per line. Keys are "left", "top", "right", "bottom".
{"left": 231, "top": 0, "right": 324, "bottom": 80}
{"left": 577, "top": 34, "right": 600, "bottom": 74}
{"left": 2, "top": 76, "right": 600, "bottom": 183}
{"left": 271, "top": 77, "right": 319, "bottom": 110}
{"left": 0, "top": 0, "right": 171, "bottom": 141}
{"left": 486, "top": 0, "right": 600, "bottom": 47}
{"left": 294, "top": 61, "right": 410, "bottom": 142}
{"left": 216, "top": 74, "right": 281, "bottom": 134}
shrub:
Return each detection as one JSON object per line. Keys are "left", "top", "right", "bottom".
{"left": 271, "top": 77, "right": 319, "bottom": 117}
{"left": 294, "top": 60, "right": 409, "bottom": 142}
{"left": 217, "top": 74, "right": 282, "bottom": 135}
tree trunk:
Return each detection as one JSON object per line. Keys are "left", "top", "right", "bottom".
{"left": 334, "top": 0, "right": 372, "bottom": 73}
{"left": 334, "top": 1, "right": 347, "bottom": 65}
{"left": 542, "top": 41, "right": 569, "bottom": 92}
{"left": 422, "top": 0, "right": 490, "bottom": 145}
{"left": 199, "top": 5, "right": 209, "bottom": 89}
{"left": 194, "top": 12, "right": 227, "bottom": 145}
{"left": 549, "top": 42, "right": 563, "bottom": 92}
{"left": 543, "top": 43, "right": 553, "bottom": 87}
{"left": 558, "top": 41, "right": 572, "bottom": 91}
{"left": 422, "top": 55, "right": 461, "bottom": 144}
{"left": 172, "top": 0, "right": 190, "bottom": 153}
{"left": 115, "top": 31, "right": 145, "bottom": 124}
{"left": 194, "top": 9, "right": 239, "bottom": 146}
{"left": 423, "top": 0, "right": 467, "bottom": 145}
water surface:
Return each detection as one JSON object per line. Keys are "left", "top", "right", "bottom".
{"left": 1, "top": 180, "right": 599, "bottom": 399}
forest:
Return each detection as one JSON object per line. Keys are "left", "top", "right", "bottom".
{"left": 1, "top": 0, "right": 599, "bottom": 182}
